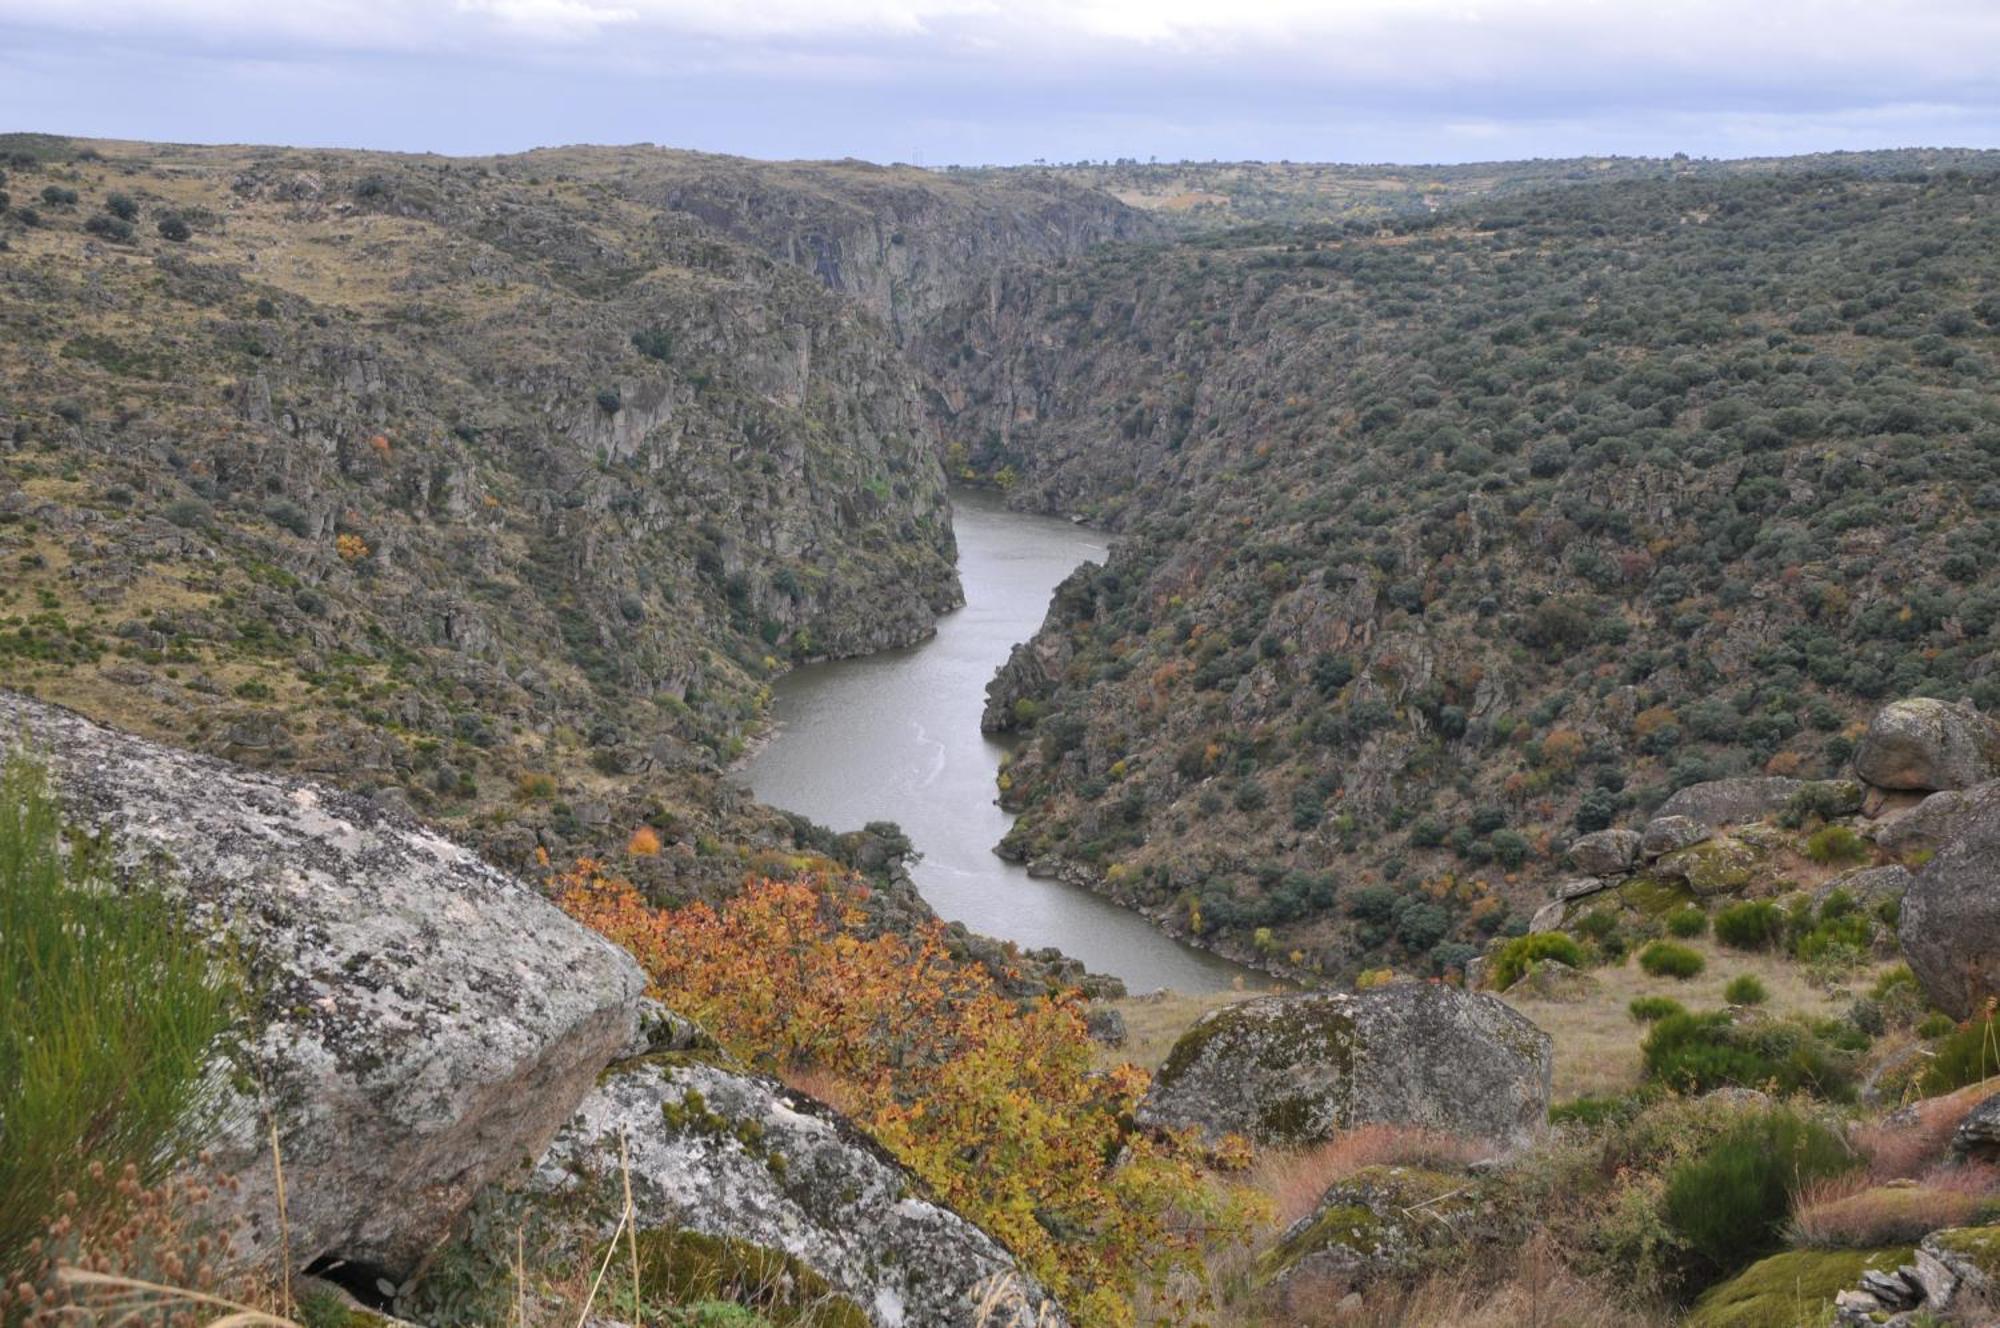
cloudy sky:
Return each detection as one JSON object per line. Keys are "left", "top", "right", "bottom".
{"left": 1, "top": 0, "right": 1996, "bottom": 165}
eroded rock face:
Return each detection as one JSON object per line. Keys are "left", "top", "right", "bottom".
{"left": 532, "top": 1060, "right": 1068, "bottom": 1328}
{"left": 1566, "top": 829, "right": 1640, "bottom": 877}
{"left": 1136, "top": 984, "right": 1551, "bottom": 1150}
{"left": 0, "top": 691, "right": 647, "bottom": 1277}
{"left": 1900, "top": 800, "right": 2000, "bottom": 1019}
{"left": 1856, "top": 699, "right": 2000, "bottom": 792}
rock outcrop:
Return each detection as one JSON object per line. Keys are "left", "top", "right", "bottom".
{"left": 533, "top": 1059, "right": 1068, "bottom": 1328}
{"left": 1137, "top": 983, "right": 1551, "bottom": 1149}
{"left": 1566, "top": 828, "right": 1640, "bottom": 876}
{"left": 1899, "top": 792, "right": 2000, "bottom": 1019}
{"left": 1951, "top": 1094, "right": 2000, "bottom": 1164}
{"left": 1656, "top": 777, "right": 1814, "bottom": 828}
{"left": 0, "top": 691, "right": 648, "bottom": 1279}
{"left": 1855, "top": 699, "right": 2000, "bottom": 792}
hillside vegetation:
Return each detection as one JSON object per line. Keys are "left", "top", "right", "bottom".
{"left": 926, "top": 168, "right": 2000, "bottom": 975}
{"left": 1001, "top": 149, "right": 2000, "bottom": 230}
{"left": 0, "top": 133, "right": 1128, "bottom": 908}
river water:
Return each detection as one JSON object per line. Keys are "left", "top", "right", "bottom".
{"left": 738, "top": 489, "right": 1247, "bottom": 994}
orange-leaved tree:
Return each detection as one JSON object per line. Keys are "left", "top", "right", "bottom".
{"left": 556, "top": 861, "right": 1258, "bottom": 1328}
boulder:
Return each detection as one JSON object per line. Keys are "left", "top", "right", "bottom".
{"left": 1855, "top": 698, "right": 2000, "bottom": 792}
{"left": 1136, "top": 984, "right": 1551, "bottom": 1149}
{"left": 532, "top": 1059, "right": 1068, "bottom": 1328}
{"left": 1502, "top": 959, "right": 1599, "bottom": 1004}
{"left": 1528, "top": 899, "right": 1568, "bottom": 934}
{"left": 1950, "top": 1094, "right": 2000, "bottom": 1164}
{"left": 1254, "top": 1166, "right": 1494, "bottom": 1302}
{"left": 1874, "top": 782, "right": 2000, "bottom": 859}
{"left": 1640, "top": 814, "right": 1711, "bottom": 859}
{"left": 0, "top": 691, "right": 647, "bottom": 1278}
{"left": 1810, "top": 865, "right": 1911, "bottom": 915}
{"left": 1656, "top": 835, "right": 1769, "bottom": 897}
{"left": 1900, "top": 802, "right": 2000, "bottom": 1019}
{"left": 1566, "top": 828, "right": 1640, "bottom": 876}
{"left": 1555, "top": 876, "right": 1611, "bottom": 902}
{"left": 1657, "top": 777, "right": 1813, "bottom": 828}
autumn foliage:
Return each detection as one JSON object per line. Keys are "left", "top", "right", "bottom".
{"left": 556, "top": 862, "right": 1257, "bottom": 1328}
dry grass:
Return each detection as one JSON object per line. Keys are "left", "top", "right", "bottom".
{"left": 1789, "top": 1165, "right": 2000, "bottom": 1248}
{"left": 1499, "top": 939, "right": 1898, "bottom": 1099}
{"left": 1244, "top": 1125, "right": 1495, "bottom": 1231}
{"left": 1245, "top": 1234, "right": 1663, "bottom": 1328}
{"left": 1090, "top": 986, "right": 1271, "bottom": 1073}
{"left": 1852, "top": 1080, "right": 1997, "bottom": 1181}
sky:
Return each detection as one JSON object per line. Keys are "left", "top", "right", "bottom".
{"left": 1, "top": 0, "right": 1997, "bottom": 166}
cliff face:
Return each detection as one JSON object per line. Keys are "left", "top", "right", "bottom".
{"left": 554, "top": 147, "right": 1159, "bottom": 338}
{"left": 923, "top": 171, "right": 2000, "bottom": 976}
{"left": 0, "top": 136, "right": 988, "bottom": 893}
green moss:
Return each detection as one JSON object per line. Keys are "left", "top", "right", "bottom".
{"left": 1685, "top": 1247, "right": 1913, "bottom": 1328}
{"left": 1617, "top": 874, "right": 1699, "bottom": 919}
{"left": 1663, "top": 839, "right": 1764, "bottom": 897}
{"left": 618, "top": 1228, "right": 869, "bottom": 1328}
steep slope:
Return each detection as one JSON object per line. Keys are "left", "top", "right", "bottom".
{"left": 923, "top": 170, "right": 2000, "bottom": 976}
{"left": 0, "top": 134, "right": 985, "bottom": 898}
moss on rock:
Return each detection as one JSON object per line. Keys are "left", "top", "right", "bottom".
{"left": 1686, "top": 1247, "right": 1914, "bottom": 1328}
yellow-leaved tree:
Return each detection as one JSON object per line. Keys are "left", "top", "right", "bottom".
{"left": 556, "top": 862, "right": 1259, "bottom": 1328}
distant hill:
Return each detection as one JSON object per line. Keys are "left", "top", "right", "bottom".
{"left": 965, "top": 148, "right": 2000, "bottom": 230}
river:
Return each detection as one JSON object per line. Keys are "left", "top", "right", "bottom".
{"left": 738, "top": 489, "right": 1248, "bottom": 994}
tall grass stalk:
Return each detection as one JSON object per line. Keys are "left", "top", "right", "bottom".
{"left": 0, "top": 751, "right": 237, "bottom": 1281}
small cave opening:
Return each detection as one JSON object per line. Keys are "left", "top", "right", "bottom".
{"left": 301, "top": 1254, "right": 402, "bottom": 1311}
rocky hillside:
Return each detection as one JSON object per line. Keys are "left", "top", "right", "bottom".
{"left": 0, "top": 132, "right": 1135, "bottom": 904}
{"left": 924, "top": 168, "right": 2000, "bottom": 975}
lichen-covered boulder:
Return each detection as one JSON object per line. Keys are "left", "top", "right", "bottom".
{"left": 532, "top": 1060, "right": 1067, "bottom": 1328}
{"left": 1253, "top": 1166, "right": 1498, "bottom": 1304}
{"left": 1136, "top": 984, "right": 1551, "bottom": 1149}
{"left": 1640, "top": 814, "right": 1710, "bottom": 859}
{"left": 1856, "top": 698, "right": 2000, "bottom": 792}
{"left": 1657, "top": 777, "right": 1813, "bottom": 828}
{"left": 1656, "top": 835, "right": 1769, "bottom": 897}
{"left": 1874, "top": 782, "right": 2000, "bottom": 860}
{"left": 1900, "top": 801, "right": 2000, "bottom": 1019}
{"left": 0, "top": 691, "right": 647, "bottom": 1277}
{"left": 1810, "top": 865, "right": 1911, "bottom": 915}
{"left": 1566, "top": 828, "right": 1640, "bottom": 876}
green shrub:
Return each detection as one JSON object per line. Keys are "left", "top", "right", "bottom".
{"left": 1724, "top": 975, "right": 1769, "bottom": 1006}
{"left": 1663, "top": 1108, "right": 1860, "bottom": 1280}
{"left": 1916, "top": 1012, "right": 1957, "bottom": 1039}
{"left": 1666, "top": 906, "right": 1708, "bottom": 938}
{"left": 1713, "top": 901, "right": 1785, "bottom": 951}
{"left": 1489, "top": 931, "right": 1586, "bottom": 989}
{"left": 0, "top": 753, "right": 237, "bottom": 1281}
{"left": 1919, "top": 1016, "right": 2000, "bottom": 1095}
{"left": 1629, "top": 996, "right": 1687, "bottom": 1023}
{"left": 1804, "top": 825, "right": 1870, "bottom": 866}
{"left": 1640, "top": 941, "right": 1706, "bottom": 979}
{"left": 1642, "top": 1011, "right": 1855, "bottom": 1099}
